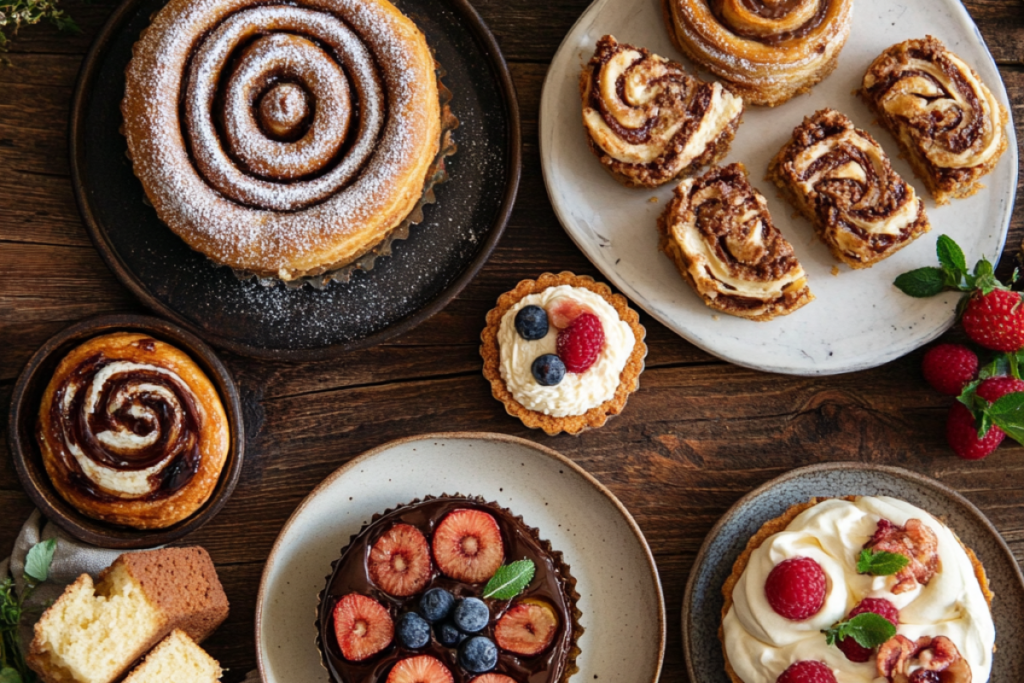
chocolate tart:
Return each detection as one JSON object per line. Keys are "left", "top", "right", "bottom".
{"left": 316, "top": 495, "right": 583, "bottom": 683}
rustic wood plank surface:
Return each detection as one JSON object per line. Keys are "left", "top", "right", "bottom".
{"left": 1, "top": 1, "right": 1023, "bottom": 681}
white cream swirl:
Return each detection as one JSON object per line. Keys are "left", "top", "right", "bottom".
{"left": 723, "top": 497, "right": 995, "bottom": 683}
{"left": 497, "top": 286, "right": 635, "bottom": 417}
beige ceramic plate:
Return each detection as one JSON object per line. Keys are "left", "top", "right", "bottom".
{"left": 255, "top": 432, "right": 665, "bottom": 683}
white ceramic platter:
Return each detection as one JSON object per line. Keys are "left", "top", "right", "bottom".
{"left": 540, "top": 0, "right": 1018, "bottom": 376}
{"left": 255, "top": 432, "right": 666, "bottom": 683}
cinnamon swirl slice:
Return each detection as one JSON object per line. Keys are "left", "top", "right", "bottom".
{"left": 659, "top": 163, "right": 813, "bottom": 321}
{"left": 860, "top": 36, "right": 1010, "bottom": 205}
{"left": 664, "top": 0, "right": 854, "bottom": 107}
{"left": 768, "top": 109, "right": 931, "bottom": 270}
{"left": 580, "top": 35, "right": 744, "bottom": 188}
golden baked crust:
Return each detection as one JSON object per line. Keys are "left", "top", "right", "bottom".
{"left": 663, "top": 0, "right": 853, "bottom": 107}
{"left": 580, "top": 35, "right": 744, "bottom": 188}
{"left": 121, "top": 0, "right": 442, "bottom": 281}
{"left": 719, "top": 497, "right": 995, "bottom": 683}
{"left": 859, "top": 36, "right": 1010, "bottom": 205}
{"left": 36, "top": 332, "right": 230, "bottom": 529}
{"left": 480, "top": 272, "right": 647, "bottom": 436}
{"left": 658, "top": 163, "right": 814, "bottom": 321}
{"left": 768, "top": 108, "right": 931, "bottom": 270}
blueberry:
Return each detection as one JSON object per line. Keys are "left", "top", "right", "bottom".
{"left": 396, "top": 611, "right": 431, "bottom": 649}
{"left": 419, "top": 588, "right": 455, "bottom": 623}
{"left": 435, "top": 620, "right": 467, "bottom": 648}
{"left": 459, "top": 636, "right": 498, "bottom": 673}
{"left": 515, "top": 305, "right": 549, "bottom": 340}
{"left": 531, "top": 354, "right": 566, "bottom": 386}
{"left": 452, "top": 597, "right": 489, "bottom": 633}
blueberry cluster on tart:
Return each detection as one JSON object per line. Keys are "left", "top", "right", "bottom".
{"left": 316, "top": 496, "right": 583, "bottom": 683}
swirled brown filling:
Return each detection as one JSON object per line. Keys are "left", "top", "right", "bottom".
{"left": 709, "top": 0, "right": 829, "bottom": 45}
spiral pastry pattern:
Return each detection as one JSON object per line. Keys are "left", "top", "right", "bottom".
{"left": 664, "top": 0, "right": 853, "bottom": 106}
{"left": 860, "top": 36, "right": 1009, "bottom": 205}
{"left": 580, "top": 36, "right": 744, "bottom": 188}
{"left": 37, "top": 333, "right": 230, "bottom": 529}
{"left": 768, "top": 109, "right": 931, "bottom": 270}
{"left": 122, "top": 0, "right": 442, "bottom": 281}
{"left": 659, "top": 164, "right": 813, "bottom": 321}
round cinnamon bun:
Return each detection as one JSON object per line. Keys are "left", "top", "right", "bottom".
{"left": 659, "top": 163, "right": 813, "bottom": 321}
{"left": 122, "top": 0, "right": 444, "bottom": 281}
{"left": 663, "top": 0, "right": 854, "bottom": 107}
{"left": 36, "top": 333, "right": 230, "bottom": 529}
{"left": 860, "top": 36, "right": 1010, "bottom": 205}
{"left": 581, "top": 35, "right": 744, "bottom": 188}
{"left": 768, "top": 109, "right": 931, "bottom": 270}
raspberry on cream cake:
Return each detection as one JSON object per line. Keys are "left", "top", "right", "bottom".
{"left": 481, "top": 272, "right": 647, "bottom": 436}
{"left": 720, "top": 496, "right": 994, "bottom": 683}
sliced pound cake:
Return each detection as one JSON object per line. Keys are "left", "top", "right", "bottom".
{"left": 27, "top": 547, "right": 229, "bottom": 683}
{"left": 123, "top": 630, "right": 222, "bottom": 683}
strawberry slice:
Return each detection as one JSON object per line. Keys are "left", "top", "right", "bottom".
{"left": 432, "top": 509, "right": 505, "bottom": 583}
{"left": 494, "top": 599, "right": 559, "bottom": 656}
{"left": 386, "top": 655, "right": 454, "bottom": 683}
{"left": 469, "top": 675, "right": 517, "bottom": 683}
{"left": 333, "top": 594, "right": 394, "bottom": 662}
{"left": 369, "top": 524, "right": 432, "bottom": 597}
{"left": 548, "top": 297, "right": 592, "bottom": 330}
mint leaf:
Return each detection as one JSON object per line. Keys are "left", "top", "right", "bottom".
{"left": 0, "top": 667, "right": 23, "bottom": 683}
{"left": 823, "top": 613, "right": 897, "bottom": 650}
{"left": 482, "top": 559, "right": 536, "bottom": 599}
{"left": 894, "top": 267, "right": 947, "bottom": 297}
{"left": 856, "top": 549, "right": 910, "bottom": 576}
{"left": 936, "top": 235, "right": 967, "bottom": 277}
{"left": 24, "top": 538, "right": 56, "bottom": 584}
{"left": 988, "top": 393, "right": 1024, "bottom": 445}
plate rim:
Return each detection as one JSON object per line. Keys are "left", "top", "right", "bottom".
{"left": 253, "top": 430, "right": 667, "bottom": 683}
{"left": 538, "top": 0, "right": 1019, "bottom": 376}
{"left": 680, "top": 461, "right": 1024, "bottom": 683}
{"left": 68, "top": 0, "right": 522, "bottom": 362}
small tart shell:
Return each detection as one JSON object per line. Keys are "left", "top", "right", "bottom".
{"left": 718, "top": 496, "right": 994, "bottom": 683}
{"left": 481, "top": 272, "right": 647, "bottom": 436}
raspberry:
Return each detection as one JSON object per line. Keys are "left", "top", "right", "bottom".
{"left": 776, "top": 660, "right": 837, "bottom": 683}
{"left": 836, "top": 598, "right": 899, "bottom": 662}
{"left": 946, "top": 402, "right": 1004, "bottom": 460}
{"left": 764, "top": 557, "right": 827, "bottom": 621}
{"left": 976, "top": 376, "right": 1024, "bottom": 403}
{"left": 556, "top": 312, "right": 605, "bottom": 373}
{"left": 921, "top": 344, "right": 978, "bottom": 395}
{"left": 961, "top": 289, "right": 1024, "bottom": 352}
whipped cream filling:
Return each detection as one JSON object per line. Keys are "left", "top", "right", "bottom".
{"left": 497, "top": 285, "right": 635, "bottom": 418}
{"left": 723, "top": 496, "right": 995, "bottom": 683}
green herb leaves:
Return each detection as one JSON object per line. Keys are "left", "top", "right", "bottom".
{"left": 0, "top": 667, "right": 24, "bottom": 683}
{"left": 856, "top": 549, "right": 909, "bottom": 576}
{"left": 894, "top": 234, "right": 1005, "bottom": 298}
{"left": 823, "top": 613, "right": 897, "bottom": 649}
{"left": 0, "top": 0, "right": 79, "bottom": 57}
{"left": 482, "top": 559, "right": 535, "bottom": 600}
{"left": 24, "top": 539, "right": 56, "bottom": 585}
{"left": 1, "top": 539, "right": 57, "bottom": 683}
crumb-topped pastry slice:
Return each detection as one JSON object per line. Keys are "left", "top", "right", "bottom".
{"left": 659, "top": 163, "right": 813, "bottom": 321}
{"left": 316, "top": 496, "right": 583, "bottom": 683}
{"left": 481, "top": 273, "right": 647, "bottom": 436}
{"left": 768, "top": 109, "right": 930, "bottom": 269}
{"left": 581, "top": 35, "right": 744, "bottom": 188}
{"left": 859, "top": 36, "right": 1010, "bottom": 205}
{"left": 720, "top": 496, "right": 994, "bottom": 683}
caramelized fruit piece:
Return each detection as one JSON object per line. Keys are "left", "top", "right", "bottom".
{"left": 333, "top": 594, "right": 394, "bottom": 662}
{"left": 369, "top": 523, "right": 432, "bottom": 597}
{"left": 432, "top": 509, "right": 505, "bottom": 583}
{"left": 494, "top": 598, "right": 559, "bottom": 656}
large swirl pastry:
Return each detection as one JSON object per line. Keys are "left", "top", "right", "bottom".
{"left": 860, "top": 36, "right": 1010, "bottom": 206}
{"left": 768, "top": 109, "right": 931, "bottom": 270}
{"left": 663, "top": 0, "right": 853, "bottom": 107}
{"left": 122, "top": 0, "right": 444, "bottom": 281}
{"left": 36, "top": 333, "right": 230, "bottom": 529}
{"left": 659, "top": 163, "right": 813, "bottom": 321}
{"left": 580, "top": 35, "right": 744, "bottom": 188}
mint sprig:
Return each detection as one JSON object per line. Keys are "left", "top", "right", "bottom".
{"left": 823, "top": 612, "right": 897, "bottom": 649}
{"left": 894, "top": 234, "right": 1008, "bottom": 298}
{"left": 856, "top": 549, "right": 909, "bottom": 576}
{"left": 1, "top": 539, "right": 57, "bottom": 683}
{"left": 482, "top": 559, "right": 536, "bottom": 600}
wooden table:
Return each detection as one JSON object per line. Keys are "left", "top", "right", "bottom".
{"left": 1, "top": 1, "right": 1022, "bottom": 680}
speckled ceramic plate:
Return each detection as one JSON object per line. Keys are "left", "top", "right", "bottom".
{"left": 256, "top": 432, "right": 665, "bottom": 683}
{"left": 683, "top": 462, "right": 1024, "bottom": 683}
{"left": 540, "top": 0, "right": 1017, "bottom": 375}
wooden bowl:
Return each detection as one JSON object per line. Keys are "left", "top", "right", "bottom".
{"left": 7, "top": 314, "right": 245, "bottom": 549}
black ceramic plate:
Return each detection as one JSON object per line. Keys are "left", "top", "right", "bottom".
{"left": 70, "top": 0, "right": 520, "bottom": 361}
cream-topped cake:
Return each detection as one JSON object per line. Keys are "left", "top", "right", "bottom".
{"left": 721, "top": 496, "right": 994, "bottom": 683}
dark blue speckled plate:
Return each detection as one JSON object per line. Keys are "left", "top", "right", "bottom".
{"left": 683, "top": 463, "right": 1024, "bottom": 682}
